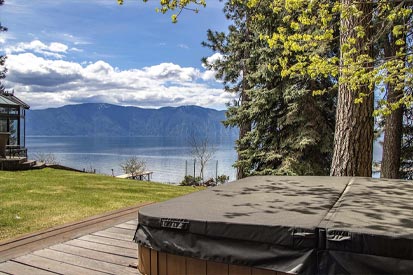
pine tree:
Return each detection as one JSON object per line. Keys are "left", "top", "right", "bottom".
{"left": 381, "top": 2, "right": 412, "bottom": 179}
{"left": 202, "top": 2, "right": 253, "bottom": 179}
{"left": 203, "top": 0, "right": 336, "bottom": 176}
{"left": 330, "top": 1, "right": 374, "bottom": 176}
{"left": 247, "top": 0, "right": 412, "bottom": 177}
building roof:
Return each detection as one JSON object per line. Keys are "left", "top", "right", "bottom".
{"left": 0, "top": 94, "right": 19, "bottom": 107}
{"left": 0, "top": 92, "right": 30, "bottom": 109}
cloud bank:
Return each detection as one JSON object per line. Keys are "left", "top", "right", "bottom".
{"left": 3, "top": 40, "right": 229, "bottom": 110}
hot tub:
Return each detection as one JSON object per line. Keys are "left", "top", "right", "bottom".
{"left": 134, "top": 176, "right": 413, "bottom": 274}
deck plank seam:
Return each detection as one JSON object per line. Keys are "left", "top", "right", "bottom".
{"left": 90, "top": 233, "right": 133, "bottom": 243}
{"left": 68, "top": 239, "right": 136, "bottom": 253}
{"left": 47, "top": 246, "right": 135, "bottom": 268}
{"left": 91, "top": 233, "right": 133, "bottom": 242}
{"left": 9, "top": 259, "right": 63, "bottom": 275}
{"left": 79, "top": 236, "right": 136, "bottom": 250}
{"left": 62, "top": 243, "right": 137, "bottom": 259}
{"left": 107, "top": 227, "right": 135, "bottom": 232}
{"left": 26, "top": 252, "right": 115, "bottom": 275}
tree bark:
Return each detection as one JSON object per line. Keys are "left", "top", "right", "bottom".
{"left": 237, "top": 123, "right": 250, "bottom": 179}
{"left": 381, "top": 102, "right": 403, "bottom": 178}
{"left": 330, "top": 0, "right": 374, "bottom": 177}
{"left": 381, "top": 14, "right": 405, "bottom": 179}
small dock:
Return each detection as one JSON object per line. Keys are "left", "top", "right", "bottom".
{"left": 116, "top": 171, "right": 153, "bottom": 181}
{"left": 0, "top": 203, "right": 151, "bottom": 275}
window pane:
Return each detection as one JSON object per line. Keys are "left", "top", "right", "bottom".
{"left": 9, "top": 119, "right": 18, "bottom": 145}
{"left": 0, "top": 119, "right": 6, "bottom": 132}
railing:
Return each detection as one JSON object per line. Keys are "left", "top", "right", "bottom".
{"left": 5, "top": 145, "right": 28, "bottom": 158}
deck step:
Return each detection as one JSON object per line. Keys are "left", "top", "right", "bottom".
{"left": 21, "top": 160, "right": 37, "bottom": 169}
{"left": 32, "top": 162, "right": 46, "bottom": 169}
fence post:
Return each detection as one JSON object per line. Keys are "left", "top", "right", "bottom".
{"left": 185, "top": 160, "right": 187, "bottom": 177}
{"left": 193, "top": 159, "right": 196, "bottom": 178}
{"left": 215, "top": 160, "right": 218, "bottom": 183}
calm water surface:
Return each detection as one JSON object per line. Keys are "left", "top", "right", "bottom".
{"left": 27, "top": 136, "right": 237, "bottom": 183}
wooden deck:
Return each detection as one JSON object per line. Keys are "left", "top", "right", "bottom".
{"left": 0, "top": 204, "right": 150, "bottom": 275}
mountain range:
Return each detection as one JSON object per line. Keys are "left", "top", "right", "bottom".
{"left": 26, "top": 103, "right": 238, "bottom": 139}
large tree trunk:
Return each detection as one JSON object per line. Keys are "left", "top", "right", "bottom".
{"left": 330, "top": 0, "right": 374, "bottom": 177}
{"left": 381, "top": 103, "right": 403, "bottom": 178}
{"left": 381, "top": 15, "right": 405, "bottom": 179}
{"left": 237, "top": 114, "right": 251, "bottom": 180}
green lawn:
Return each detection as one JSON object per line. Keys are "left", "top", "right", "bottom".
{"left": 0, "top": 168, "right": 197, "bottom": 241}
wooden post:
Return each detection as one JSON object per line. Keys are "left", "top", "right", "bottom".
{"left": 193, "top": 159, "right": 196, "bottom": 178}
{"left": 17, "top": 108, "right": 21, "bottom": 147}
{"left": 23, "top": 110, "right": 26, "bottom": 148}
{"left": 215, "top": 160, "right": 218, "bottom": 183}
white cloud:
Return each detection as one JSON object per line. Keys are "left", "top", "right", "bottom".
{"left": 4, "top": 51, "right": 233, "bottom": 110}
{"left": 201, "top": 53, "right": 224, "bottom": 81}
{"left": 61, "top": 33, "right": 91, "bottom": 46}
{"left": 5, "top": 40, "right": 69, "bottom": 59}
{"left": 205, "top": 53, "right": 224, "bottom": 64}
{"left": 178, "top": 44, "right": 189, "bottom": 49}
{"left": 49, "top": 42, "right": 69, "bottom": 53}
{"left": 70, "top": 47, "right": 83, "bottom": 52}
{"left": 0, "top": 33, "right": 16, "bottom": 45}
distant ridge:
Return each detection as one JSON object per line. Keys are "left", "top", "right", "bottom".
{"left": 26, "top": 103, "right": 238, "bottom": 139}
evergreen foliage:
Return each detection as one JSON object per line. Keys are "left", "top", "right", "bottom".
{"left": 249, "top": 0, "right": 412, "bottom": 114}
{"left": 245, "top": 0, "right": 411, "bottom": 177}
{"left": 380, "top": 1, "right": 413, "bottom": 179}
{"left": 203, "top": 0, "right": 336, "bottom": 176}
{"left": 117, "top": 0, "right": 206, "bottom": 23}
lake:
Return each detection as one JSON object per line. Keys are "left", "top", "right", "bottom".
{"left": 26, "top": 136, "right": 383, "bottom": 182}
{"left": 26, "top": 136, "right": 238, "bottom": 184}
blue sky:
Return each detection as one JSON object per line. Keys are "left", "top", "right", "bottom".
{"left": 0, "top": 0, "right": 232, "bottom": 109}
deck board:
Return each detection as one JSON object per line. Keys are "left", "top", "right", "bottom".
{"left": 0, "top": 261, "right": 57, "bottom": 275}
{"left": 106, "top": 226, "right": 135, "bottom": 235}
{"left": 92, "top": 229, "right": 134, "bottom": 242}
{"left": 125, "top": 220, "right": 138, "bottom": 225}
{"left": 49, "top": 243, "right": 136, "bottom": 266}
{"left": 64, "top": 239, "right": 136, "bottom": 258}
{"left": 33, "top": 249, "right": 138, "bottom": 275}
{"left": 0, "top": 205, "right": 145, "bottom": 275}
{"left": 0, "top": 202, "right": 149, "bottom": 263}
{"left": 115, "top": 223, "right": 138, "bottom": 230}
{"left": 79, "top": 235, "right": 137, "bottom": 249}
{"left": 13, "top": 254, "right": 107, "bottom": 275}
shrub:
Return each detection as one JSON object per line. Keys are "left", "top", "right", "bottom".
{"left": 120, "top": 157, "right": 146, "bottom": 178}
{"left": 180, "top": 175, "right": 202, "bottom": 186}
{"left": 216, "top": 174, "right": 229, "bottom": 184}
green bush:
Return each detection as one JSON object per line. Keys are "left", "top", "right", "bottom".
{"left": 216, "top": 174, "right": 229, "bottom": 184}
{"left": 180, "top": 175, "right": 202, "bottom": 186}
